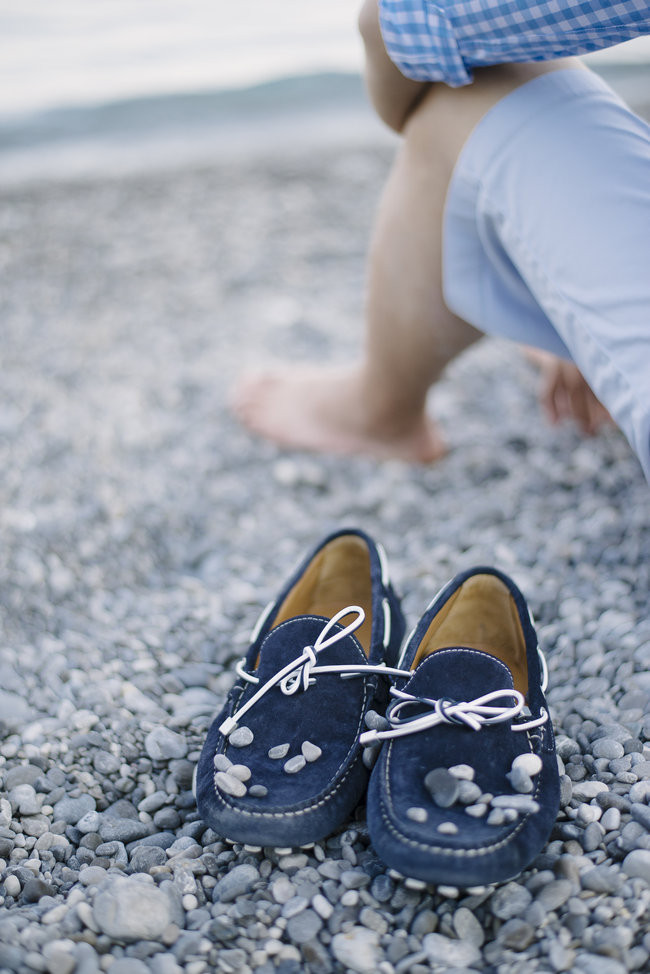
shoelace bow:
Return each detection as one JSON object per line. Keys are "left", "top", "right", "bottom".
{"left": 219, "top": 605, "right": 548, "bottom": 740}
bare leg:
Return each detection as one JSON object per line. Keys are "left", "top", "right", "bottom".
{"left": 233, "top": 61, "right": 577, "bottom": 461}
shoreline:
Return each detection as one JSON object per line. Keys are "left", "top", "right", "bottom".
{"left": 1, "top": 62, "right": 649, "bottom": 186}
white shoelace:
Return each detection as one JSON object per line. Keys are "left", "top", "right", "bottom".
{"left": 219, "top": 604, "right": 549, "bottom": 743}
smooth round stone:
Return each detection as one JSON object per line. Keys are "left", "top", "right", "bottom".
{"left": 487, "top": 809, "right": 507, "bottom": 826}
{"left": 622, "top": 849, "right": 650, "bottom": 884}
{"left": 286, "top": 909, "right": 322, "bottom": 944}
{"left": 228, "top": 726, "right": 254, "bottom": 748}
{"left": 228, "top": 764, "right": 251, "bottom": 782}
{"left": 53, "top": 794, "right": 96, "bottom": 825}
{"left": 592, "top": 738, "right": 625, "bottom": 760}
{"left": 4, "top": 875, "right": 21, "bottom": 897}
{"left": 213, "top": 754, "right": 232, "bottom": 772}
{"left": 423, "top": 932, "right": 481, "bottom": 969}
{"left": 457, "top": 780, "right": 482, "bottom": 805}
{"left": 364, "top": 710, "right": 390, "bottom": 732}
{"left": 301, "top": 741, "right": 322, "bottom": 762}
{"left": 214, "top": 772, "right": 247, "bottom": 797}
{"left": 506, "top": 766, "right": 534, "bottom": 794}
{"left": 4, "top": 765, "right": 43, "bottom": 789}
{"left": 331, "top": 927, "right": 381, "bottom": 974}
{"left": 498, "top": 918, "right": 535, "bottom": 950}
{"left": 448, "top": 764, "right": 475, "bottom": 781}
{"left": 512, "top": 753, "right": 543, "bottom": 776}
{"left": 268, "top": 743, "right": 290, "bottom": 760}
{"left": 284, "top": 755, "right": 306, "bottom": 775}
{"left": 453, "top": 906, "right": 485, "bottom": 948}
{"left": 424, "top": 768, "right": 460, "bottom": 808}
{"left": 465, "top": 803, "right": 488, "bottom": 818}
{"left": 213, "top": 864, "right": 259, "bottom": 903}
{"left": 535, "top": 879, "right": 573, "bottom": 911}
{"left": 572, "top": 781, "right": 609, "bottom": 801}
{"left": 363, "top": 744, "right": 381, "bottom": 769}
{"left": 406, "top": 807, "right": 428, "bottom": 823}
{"left": 248, "top": 785, "right": 268, "bottom": 798}
{"left": 601, "top": 807, "right": 621, "bottom": 832}
{"left": 437, "top": 821, "right": 458, "bottom": 835}
{"left": 491, "top": 882, "right": 532, "bottom": 920}
{"left": 144, "top": 727, "right": 188, "bottom": 761}
{"left": 10, "top": 784, "right": 41, "bottom": 816}
{"left": 93, "top": 877, "right": 175, "bottom": 942}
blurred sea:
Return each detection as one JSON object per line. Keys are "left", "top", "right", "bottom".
{"left": 1, "top": 0, "right": 649, "bottom": 182}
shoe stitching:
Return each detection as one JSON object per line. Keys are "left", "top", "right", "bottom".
{"left": 210, "top": 632, "right": 372, "bottom": 820}
{"left": 379, "top": 643, "right": 547, "bottom": 858}
{"left": 379, "top": 728, "right": 543, "bottom": 858}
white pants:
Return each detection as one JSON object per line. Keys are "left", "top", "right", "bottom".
{"left": 443, "top": 68, "right": 650, "bottom": 482}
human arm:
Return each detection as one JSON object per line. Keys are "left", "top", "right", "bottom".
{"left": 358, "top": 0, "right": 431, "bottom": 133}
{"left": 378, "top": 0, "right": 650, "bottom": 89}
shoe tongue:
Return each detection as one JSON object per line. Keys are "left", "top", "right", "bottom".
{"left": 255, "top": 615, "right": 366, "bottom": 681}
{"left": 407, "top": 646, "right": 515, "bottom": 700}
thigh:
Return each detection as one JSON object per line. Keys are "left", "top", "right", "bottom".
{"left": 443, "top": 67, "right": 650, "bottom": 479}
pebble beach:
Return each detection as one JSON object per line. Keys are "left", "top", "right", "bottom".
{"left": 1, "top": 83, "right": 650, "bottom": 974}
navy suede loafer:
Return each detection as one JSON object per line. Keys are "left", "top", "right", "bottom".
{"left": 196, "top": 528, "right": 405, "bottom": 848}
{"left": 363, "top": 566, "right": 559, "bottom": 888}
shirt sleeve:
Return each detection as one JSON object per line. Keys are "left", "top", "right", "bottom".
{"left": 379, "top": 0, "right": 650, "bottom": 88}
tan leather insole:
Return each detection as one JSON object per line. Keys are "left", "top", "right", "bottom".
{"left": 272, "top": 536, "right": 373, "bottom": 654}
{"left": 411, "top": 575, "right": 528, "bottom": 695}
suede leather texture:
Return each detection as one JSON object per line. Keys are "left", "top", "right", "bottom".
{"left": 367, "top": 567, "right": 560, "bottom": 887}
{"left": 196, "top": 529, "right": 405, "bottom": 847}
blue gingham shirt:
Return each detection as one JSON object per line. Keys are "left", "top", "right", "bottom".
{"left": 379, "top": 0, "right": 650, "bottom": 86}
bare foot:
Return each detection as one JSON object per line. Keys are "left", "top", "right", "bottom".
{"left": 231, "top": 365, "right": 446, "bottom": 463}
{"left": 526, "top": 348, "right": 614, "bottom": 435}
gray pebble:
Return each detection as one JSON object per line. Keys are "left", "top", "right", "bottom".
{"left": 365, "top": 709, "right": 390, "bottom": 732}
{"left": 215, "top": 771, "right": 247, "bottom": 797}
{"left": 630, "top": 803, "right": 650, "bottom": 831}
{"left": 129, "top": 845, "right": 167, "bottom": 872}
{"left": 535, "top": 879, "right": 573, "bottom": 911}
{"left": 582, "top": 821, "right": 604, "bottom": 852}
{"left": 512, "top": 753, "right": 543, "bottom": 776}
{"left": 144, "top": 726, "right": 188, "bottom": 761}
{"left": 448, "top": 764, "right": 475, "bottom": 780}
{"left": 268, "top": 743, "right": 290, "bottom": 759}
{"left": 498, "top": 917, "right": 535, "bottom": 950}
{"left": 406, "top": 807, "right": 428, "bottom": 823}
{"left": 465, "top": 803, "right": 488, "bottom": 818}
{"left": 622, "top": 849, "right": 650, "bottom": 884}
{"left": 213, "top": 753, "right": 232, "bottom": 772}
{"left": 363, "top": 744, "right": 381, "bottom": 769}
{"left": 301, "top": 740, "right": 322, "bottom": 762}
{"left": 93, "top": 876, "right": 175, "bottom": 941}
{"left": 331, "top": 927, "right": 381, "bottom": 972}
{"left": 284, "top": 755, "right": 306, "bottom": 774}
{"left": 487, "top": 808, "right": 507, "bottom": 826}
{"left": 229, "top": 726, "right": 254, "bottom": 748}
{"left": 213, "top": 864, "right": 259, "bottom": 902}
{"left": 248, "top": 784, "right": 268, "bottom": 798}
{"left": 424, "top": 768, "right": 459, "bottom": 808}
{"left": 506, "top": 765, "right": 534, "bottom": 794}
{"left": 228, "top": 764, "right": 252, "bottom": 782}
{"left": 422, "top": 932, "right": 481, "bottom": 969}
{"left": 437, "top": 821, "right": 458, "bottom": 835}
{"left": 285, "top": 909, "right": 322, "bottom": 944}
{"left": 491, "top": 882, "right": 533, "bottom": 919}
{"left": 457, "top": 780, "right": 482, "bottom": 805}
{"left": 592, "top": 738, "right": 625, "bottom": 760}
{"left": 452, "top": 906, "right": 485, "bottom": 947}
{"left": 52, "top": 794, "right": 97, "bottom": 825}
